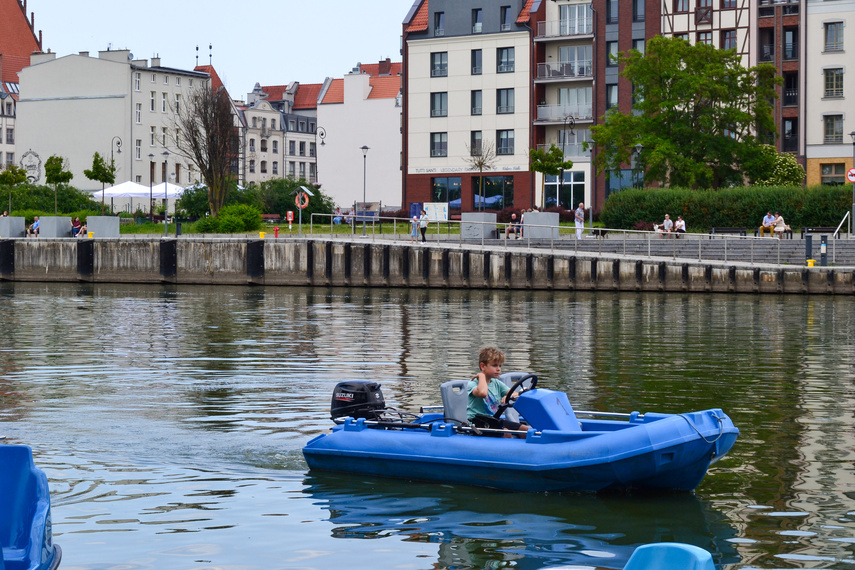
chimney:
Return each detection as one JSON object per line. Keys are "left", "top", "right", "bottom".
{"left": 379, "top": 58, "right": 392, "bottom": 76}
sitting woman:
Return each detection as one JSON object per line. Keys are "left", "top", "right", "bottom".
{"left": 71, "top": 217, "right": 83, "bottom": 237}
{"left": 77, "top": 222, "right": 88, "bottom": 238}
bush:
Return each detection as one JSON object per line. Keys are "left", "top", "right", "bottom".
{"left": 218, "top": 204, "right": 262, "bottom": 232}
{"left": 194, "top": 217, "right": 219, "bottom": 234}
{"left": 217, "top": 215, "right": 244, "bottom": 233}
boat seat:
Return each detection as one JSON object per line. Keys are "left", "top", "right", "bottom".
{"left": 440, "top": 380, "right": 470, "bottom": 425}
{"left": 624, "top": 542, "right": 714, "bottom": 570}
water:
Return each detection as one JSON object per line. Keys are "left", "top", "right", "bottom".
{"left": 1, "top": 282, "right": 854, "bottom": 569}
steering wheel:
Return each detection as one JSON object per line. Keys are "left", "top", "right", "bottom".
{"left": 493, "top": 374, "right": 538, "bottom": 419}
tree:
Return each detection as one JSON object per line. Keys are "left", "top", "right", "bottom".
{"left": 530, "top": 144, "right": 574, "bottom": 208}
{"left": 0, "top": 164, "right": 28, "bottom": 186}
{"left": 45, "top": 155, "right": 74, "bottom": 215}
{"left": 174, "top": 84, "right": 240, "bottom": 217}
{"left": 753, "top": 145, "right": 806, "bottom": 187}
{"left": 589, "top": 36, "right": 781, "bottom": 189}
{"left": 83, "top": 152, "right": 116, "bottom": 213}
{"left": 259, "top": 178, "right": 334, "bottom": 220}
{"left": 463, "top": 140, "right": 497, "bottom": 211}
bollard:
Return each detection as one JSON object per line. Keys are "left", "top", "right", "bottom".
{"left": 176, "top": 222, "right": 182, "bottom": 236}
{"left": 807, "top": 259, "right": 816, "bottom": 267}
{"left": 274, "top": 226, "right": 279, "bottom": 238}
{"left": 820, "top": 234, "right": 828, "bottom": 266}
{"left": 87, "top": 231, "right": 93, "bottom": 239}
{"left": 259, "top": 231, "right": 266, "bottom": 239}
{"left": 805, "top": 235, "right": 812, "bottom": 265}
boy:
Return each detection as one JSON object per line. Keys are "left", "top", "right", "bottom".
{"left": 467, "top": 347, "right": 525, "bottom": 432}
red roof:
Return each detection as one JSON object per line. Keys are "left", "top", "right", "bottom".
{"left": 360, "top": 61, "right": 402, "bottom": 77}
{"left": 194, "top": 64, "right": 229, "bottom": 98}
{"left": 517, "top": 0, "right": 536, "bottom": 24}
{"left": 368, "top": 75, "right": 401, "bottom": 100}
{"left": 0, "top": 0, "right": 41, "bottom": 58}
{"left": 0, "top": 53, "right": 30, "bottom": 83}
{"left": 261, "top": 84, "right": 288, "bottom": 101}
{"left": 406, "top": 0, "right": 429, "bottom": 33}
{"left": 321, "top": 78, "right": 344, "bottom": 105}
{"left": 293, "top": 83, "right": 323, "bottom": 109}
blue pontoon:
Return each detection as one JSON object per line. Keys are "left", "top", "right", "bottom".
{"left": 303, "top": 374, "right": 739, "bottom": 492}
{"left": 1, "top": 445, "right": 62, "bottom": 570}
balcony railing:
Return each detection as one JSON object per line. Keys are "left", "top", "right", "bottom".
{"left": 431, "top": 66, "right": 448, "bottom": 77}
{"left": 536, "top": 61, "right": 593, "bottom": 80}
{"left": 783, "top": 42, "right": 798, "bottom": 60}
{"left": 536, "top": 104, "right": 593, "bottom": 122}
{"left": 782, "top": 135, "right": 798, "bottom": 152}
{"left": 783, "top": 88, "right": 798, "bottom": 106}
{"left": 536, "top": 18, "right": 593, "bottom": 38}
{"left": 760, "top": 44, "right": 774, "bottom": 62}
{"left": 537, "top": 143, "right": 589, "bottom": 159}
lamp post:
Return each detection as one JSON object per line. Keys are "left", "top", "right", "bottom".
{"left": 850, "top": 131, "right": 855, "bottom": 237}
{"left": 162, "top": 150, "right": 169, "bottom": 237}
{"left": 148, "top": 153, "right": 155, "bottom": 224}
{"left": 633, "top": 143, "right": 644, "bottom": 188}
{"left": 361, "top": 145, "right": 369, "bottom": 236}
{"left": 561, "top": 115, "right": 576, "bottom": 208}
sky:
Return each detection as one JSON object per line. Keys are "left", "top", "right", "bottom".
{"left": 28, "top": 0, "right": 415, "bottom": 99}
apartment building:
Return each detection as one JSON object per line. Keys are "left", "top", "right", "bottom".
{"left": 403, "top": 0, "right": 536, "bottom": 213}
{"left": 804, "top": 0, "right": 855, "bottom": 186}
{"left": 240, "top": 98, "right": 285, "bottom": 185}
{"left": 17, "top": 50, "right": 209, "bottom": 190}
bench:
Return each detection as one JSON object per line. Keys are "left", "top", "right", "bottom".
{"left": 754, "top": 227, "right": 793, "bottom": 239}
{"left": 709, "top": 227, "right": 747, "bottom": 238}
{"left": 261, "top": 214, "right": 280, "bottom": 224}
{"left": 801, "top": 226, "right": 840, "bottom": 239}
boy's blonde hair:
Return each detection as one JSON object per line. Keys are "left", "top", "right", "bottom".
{"left": 479, "top": 346, "right": 505, "bottom": 366}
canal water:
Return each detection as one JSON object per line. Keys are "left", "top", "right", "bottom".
{"left": 1, "top": 282, "right": 854, "bottom": 569}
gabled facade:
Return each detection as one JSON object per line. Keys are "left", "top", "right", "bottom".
{"left": 240, "top": 98, "right": 285, "bottom": 185}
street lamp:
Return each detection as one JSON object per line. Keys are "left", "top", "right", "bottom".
{"left": 361, "top": 145, "right": 369, "bottom": 236}
{"left": 560, "top": 115, "right": 576, "bottom": 208}
{"left": 633, "top": 143, "right": 644, "bottom": 188}
{"left": 148, "top": 153, "right": 155, "bottom": 223}
{"left": 850, "top": 131, "right": 855, "bottom": 237}
{"left": 162, "top": 150, "right": 169, "bottom": 237}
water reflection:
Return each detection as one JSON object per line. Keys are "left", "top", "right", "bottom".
{"left": 303, "top": 473, "right": 739, "bottom": 570}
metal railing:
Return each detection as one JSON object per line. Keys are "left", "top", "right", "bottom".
{"left": 536, "top": 104, "right": 593, "bottom": 122}
{"left": 536, "top": 18, "right": 594, "bottom": 38}
{"left": 536, "top": 61, "right": 593, "bottom": 80}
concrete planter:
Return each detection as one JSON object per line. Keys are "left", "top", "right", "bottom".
{"left": 0, "top": 217, "right": 26, "bottom": 238}
{"left": 461, "top": 213, "right": 497, "bottom": 239}
{"left": 85, "top": 216, "right": 120, "bottom": 238}
{"left": 522, "top": 212, "right": 560, "bottom": 239}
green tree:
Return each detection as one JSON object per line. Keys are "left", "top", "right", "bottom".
{"left": 44, "top": 155, "right": 74, "bottom": 215}
{"left": 83, "top": 152, "right": 116, "bottom": 213}
{"left": 530, "top": 144, "right": 574, "bottom": 208}
{"left": 0, "top": 164, "right": 28, "bottom": 186}
{"left": 258, "top": 178, "right": 334, "bottom": 221}
{"left": 753, "top": 145, "right": 806, "bottom": 187}
{"left": 589, "top": 36, "right": 781, "bottom": 189}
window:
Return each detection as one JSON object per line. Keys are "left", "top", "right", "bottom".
{"left": 431, "top": 132, "right": 448, "bottom": 157}
{"left": 162, "top": 92, "right": 167, "bottom": 112}
{"left": 472, "top": 9, "right": 483, "bottom": 33}
{"left": 249, "top": 159, "right": 256, "bottom": 173}
{"left": 289, "top": 161, "right": 295, "bottom": 177}
{"left": 606, "top": 84, "right": 618, "bottom": 110}
{"left": 558, "top": 86, "right": 593, "bottom": 118}
{"left": 471, "top": 90, "right": 482, "bottom": 115}
{"left": 783, "top": 118, "right": 798, "bottom": 152}
{"left": 4, "top": 153, "right": 11, "bottom": 165}
{"left": 697, "top": 32, "right": 713, "bottom": 45}
{"left": 545, "top": 171, "right": 586, "bottom": 209}
{"left": 607, "top": 42, "right": 619, "bottom": 66}
{"left": 299, "top": 141, "right": 306, "bottom": 156}
{"left": 310, "top": 142, "right": 316, "bottom": 157}
{"left": 501, "top": 6, "right": 512, "bottom": 30}
{"left": 271, "top": 119, "right": 276, "bottom": 129}
{"left": 162, "top": 127, "right": 167, "bottom": 146}
{"left": 497, "top": 89, "right": 515, "bottom": 114}
{"left": 134, "top": 73, "right": 141, "bottom": 91}
{"left": 633, "top": 39, "right": 646, "bottom": 55}
{"left": 784, "top": 28, "right": 798, "bottom": 60}
{"left": 824, "top": 69, "right": 843, "bottom": 98}
{"left": 163, "top": 74, "right": 169, "bottom": 85}
{"left": 262, "top": 118, "right": 267, "bottom": 130}
{"left": 260, "top": 139, "right": 268, "bottom": 152}
{"left": 431, "top": 92, "right": 448, "bottom": 117}
{"left": 151, "top": 73, "right": 156, "bottom": 83}
{"left": 272, "top": 161, "right": 279, "bottom": 175}
{"left": 252, "top": 117, "right": 258, "bottom": 128}
{"left": 721, "top": 29, "right": 737, "bottom": 50}
{"left": 289, "top": 120, "right": 296, "bottom": 131}
{"left": 674, "top": 33, "right": 689, "bottom": 41}
{"left": 299, "top": 121, "right": 306, "bottom": 132}
{"left": 825, "top": 22, "right": 843, "bottom": 52}
{"left": 175, "top": 94, "right": 180, "bottom": 114}
{"left": 150, "top": 91, "right": 156, "bottom": 111}
{"left": 497, "top": 47, "right": 515, "bottom": 72}
{"left": 135, "top": 103, "right": 142, "bottom": 124}
{"left": 309, "top": 163, "right": 316, "bottom": 181}
{"left": 560, "top": 45, "right": 593, "bottom": 76}
{"left": 722, "top": 0, "right": 736, "bottom": 7}
{"left": 299, "top": 163, "right": 306, "bottom": 178}
{"left": 473, "top": 176, "right": 514, "bottom": 209}
{"left": 633, "top": 0, "right": 645, "bottom": 22}
{"left": 289, "top": 141, "right": 295, "bottom": 155}
{"left": 471, "top": 49, "right": 482, "bottom": 75}
{"left": 176, "top": 77, "right": 181, "bottom": 87}
{"left": 560, "top": 4, "right": 593, "bottom": 35}
{"left": 150, "top": 126, "right": 156, "bottom": 146}
{"left": 784, "top": 72, "right": 798, "bottom": 105}
{"left": 821, "top": 163, "right": 845, "bottom": 185}
{"left": 497, "top": 130, "right": 514, "bottom": 155}
{"left": 606, "top": 0, "right": 618, "bottom": 23}
{"left": 824, "top": 115, "right": 843, "bottom": 143}
{"left": 434, "top": 12, "right": 445, "bottom": 36}
{"left": 674, "top": 0, "right": 688, "bottom": 12}
{"left": 135, "top": 139, "right": 141, "bottom": 159}
{"left": 431, "top": 52, "right": 448, "bottom": 77}
{"left": 272, "top": 140, "right": 278, "bottom": 153}
{"left": 261, "top": 161, "right": 267, "bottom": 174}
{"left": 432, "top": 177, "right": 462, "bottom": 208}
{"left": 249, "top": 139, "right": 256, "bottom": 152}
{"left": 5, "top": 128, "right": 14, "bottom": 144}
{"left": 470, "top": 131, "right": 482, "bottom": 156}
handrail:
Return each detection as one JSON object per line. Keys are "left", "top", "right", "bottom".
{"left": 834, "top": 211, "right": 849, "bottom": 238}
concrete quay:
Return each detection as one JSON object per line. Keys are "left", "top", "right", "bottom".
{"left": 1, "top": 235, "right": 854, "bottom": 295}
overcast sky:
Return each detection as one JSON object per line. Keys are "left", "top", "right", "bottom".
{"left": 30, "top": 0, "right": 413, "bottom": 99}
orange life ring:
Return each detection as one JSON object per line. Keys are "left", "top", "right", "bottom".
{"left": 295, "top": 192, "right": 310, "bottom": 209}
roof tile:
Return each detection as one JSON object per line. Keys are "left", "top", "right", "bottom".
{"left": 407, "top": 0, "right": 429, "bottom": 33}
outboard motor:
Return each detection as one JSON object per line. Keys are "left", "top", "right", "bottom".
{"left": 330, "top": 380, "right": 386, "bottom": 420}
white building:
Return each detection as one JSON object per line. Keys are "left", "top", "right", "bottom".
{"left": 316, "top": 63, "right": 402, "bottom": 209}
{"left": 240, "top": 98, "right": 285, "bottom": 185}
{"left": 17, "top": 50, "right": 209, "bottom": 199}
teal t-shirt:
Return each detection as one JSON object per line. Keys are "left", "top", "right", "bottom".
{"left": 467, "top": 377, "right": 509, "bottom": 420}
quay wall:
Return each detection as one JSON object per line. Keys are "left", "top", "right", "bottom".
{"left": 1, "top": 237, "right": 853, "bottom": 295}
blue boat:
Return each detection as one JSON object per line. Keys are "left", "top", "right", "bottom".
{"left": 1, "top": 445, "right": 62, "bottom": 570}
{"left": 303, "top": 374, "right": 739, "bottom": 492}
{"left": 624, "top": 542, "right": 714, "bottom": 570}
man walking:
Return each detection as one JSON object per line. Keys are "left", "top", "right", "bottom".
{"left": 574, "top": 203, "right": 585, "bottom": 239}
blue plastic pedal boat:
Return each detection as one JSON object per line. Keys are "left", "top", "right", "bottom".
{"left": 624, "top": 542, "right": 715, "bottom": 570}
{"left": 1, "top": 445, "right": 62, "bottom": 570}
{"left": 303, "top": 374, "right": 739, "bottom": 492}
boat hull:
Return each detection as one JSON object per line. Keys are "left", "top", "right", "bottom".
{"left": 303, "top": 408, "right": 738, "bottom": 492}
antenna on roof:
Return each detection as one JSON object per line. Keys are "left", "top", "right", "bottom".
{"left": 195, "top": 45, "right": 199, "bottom": 66}
{"left": 209, "top": 44, "right": 213, "bottom": 66}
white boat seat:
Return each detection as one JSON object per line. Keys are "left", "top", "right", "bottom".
{"left": 440, "top": 379, "right": 470, "bottom": 425}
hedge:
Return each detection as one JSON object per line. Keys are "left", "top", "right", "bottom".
{"left": 599, "top": 185, "right": 853, "bottom": 231}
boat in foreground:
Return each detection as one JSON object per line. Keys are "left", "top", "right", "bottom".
{"left": 302, "top": 374, "right": 739, "bottom": 492}
{"left": 1, "top": 444, "right": 62, "bottom": 570}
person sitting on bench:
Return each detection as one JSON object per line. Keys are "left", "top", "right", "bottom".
{"left": 759, "top": 211, "right": 775, "bottom": 237}
{"left": 505, "top": 213, "right": 521, "bottom": 239}
{"left": 26, "top": 216, "right": 40, "bottom": 237}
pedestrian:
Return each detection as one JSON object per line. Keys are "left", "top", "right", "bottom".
{"left": 575, "top": 203, "right": 585, "bottom": 239}
{"left": 419, "top": 209, "right": 428, "bottom": 243}
{"left": 410, "top": 216, "right": 419, "bottom": 243}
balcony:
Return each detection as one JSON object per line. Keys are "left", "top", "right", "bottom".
{"left": 783, "top": 42, "right": 798, "bottom": 60}
{"left": 536, "top": 61, "right": 593, "bottom": 81}
{"left": 783, "top": 88, "right": 798, "bottom": 106}
{"left": 782, "top": 135, "right": 798, "bottom": 152}
{"left": 760, "top": 44, "right": 774, "bottom": 62}
{"left": 536, "top": 18, "right": 593, "bottom": 39}
{"left": 537, "top": 143, "right": 590, "bottom": 159}
{"left": 536, "top": 104, "right": 593, "bottom": 122}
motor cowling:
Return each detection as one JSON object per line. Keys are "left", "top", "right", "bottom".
{"left": 330, "top": 380, "right": 385, "bottom": 420}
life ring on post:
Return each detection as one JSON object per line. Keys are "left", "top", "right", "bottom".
{"left": 295, "top": 192, "right": 310, "bottom": 209}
